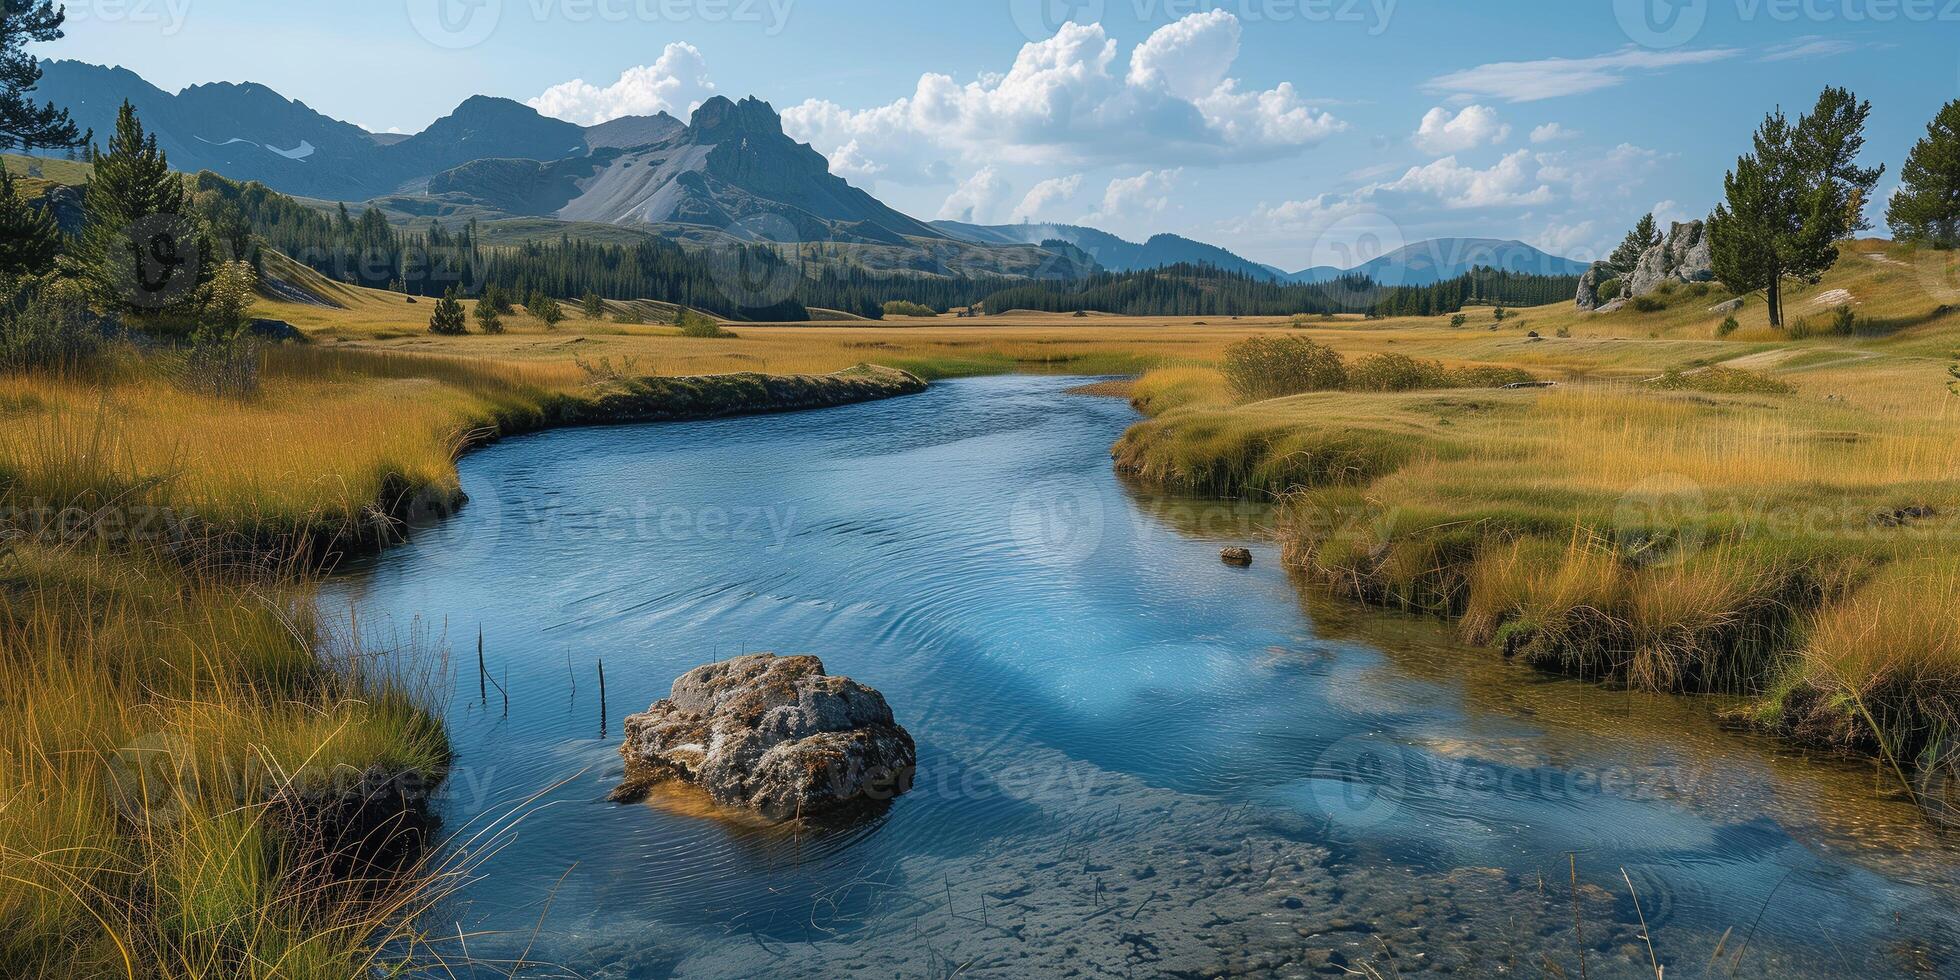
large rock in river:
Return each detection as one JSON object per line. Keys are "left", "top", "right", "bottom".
{"left": 613, "top": 653, "right": 915, "bottom": 820}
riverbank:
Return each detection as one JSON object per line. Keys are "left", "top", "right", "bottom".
{"left": 1109, "top": 265, "right": 1960, "bottom": 799}
{"left": 0, "top": 350, "right": 924, "bottom": 976}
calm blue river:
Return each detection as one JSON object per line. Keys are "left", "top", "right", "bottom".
{"left": 326, "top": 374, "right": 1959, "bottom": 978}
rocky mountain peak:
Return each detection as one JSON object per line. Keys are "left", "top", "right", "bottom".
{"left": 688, "top": 96, "right": 784, "bottom": 141}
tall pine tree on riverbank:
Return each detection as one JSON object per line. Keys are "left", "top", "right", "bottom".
{"left": 1710, "top": 87, "right": 1881, "bottom": 328}
{"left": 1886, "top": 100, "right": 1960, "bottom": 248}
{"left": 64, "top": 102, "right": 213, "bottom": 326}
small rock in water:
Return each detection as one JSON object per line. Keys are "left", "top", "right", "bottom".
{"left": 612, "top": 653, "right": 915, "bottom": 820}
{"left": 1221, "top": 547, "right": 1254, "bottom": 567}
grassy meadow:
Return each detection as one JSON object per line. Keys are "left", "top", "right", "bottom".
{"left": 1113, "top": 239, "right": 1960, "bottom": 792}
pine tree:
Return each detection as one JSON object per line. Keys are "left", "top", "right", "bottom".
{"left": 1, "top": 1, "right": 87, "bottom": 150}
{"left": 473, "top": 300, "right": 503, "bottom": 334}
{"left": 428, "top": 287, "right": 467, "bottom": 335}
{"left": 1609, "top": 213, "right": 1661, "bottom": 271}
{"left": 1709, "top": 88, "right": 1875, "bottom": 329}
{"left": 582, "top": 291, "right": 605, "bottom": 318}
{"left": 1886, "top": 100, "right": 1960, "bottom": 248}
{"left": 0, "top": 158, "right": 60, "bottom": 281}
{"left": 64, "top": 102, "right": 212, "bottom": 324}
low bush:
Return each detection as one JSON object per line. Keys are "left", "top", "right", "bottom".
{"left": 1631, "top": 295, "right": 1667, "bottom": 313}
{"left": 1648, "top": 366, "right": 1794, "bottom": 395}
{"left": 882, "top": 300, "right": 937, "bottom": 317}
{"left": 678, "top": 310, "right": 738, "bottom": 339}
{"left": 1221, "top": 335, "right": 1346, "bottom": 400}
{"left": 0, "top": 287, "right": 105, "bottom": 373}
{"left": 1717, "top": 315, "right": 1740, "bottom": 338}
{"left": 1347, "top": 352, "right": 1447, "bottom": 392}
{"left": 1831, "top": 303, "right": 1857, "bottom": 336}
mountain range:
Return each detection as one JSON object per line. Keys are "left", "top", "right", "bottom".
{"left": 27, "top": 60, "right": 1588, "bottom": 285}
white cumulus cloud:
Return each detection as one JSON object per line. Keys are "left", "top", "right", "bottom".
{"left": 1086, "top": 169, "right": 1181, "bottom": 224}
{"left": 1011, "top": 174, "right": 1084, "bottom": 223}
{"left": 937, "top": 166, "right": 1015, "bottom": 223}
{"left": 527, "top": 42, "right": 717, "bottom": 125}
{"left": 781, "top": 14, "right": 1342, "bottom": 189}
{"left": 1413, "top": 105, "right": 1510, "bottom": 154}
{"left": 1529, "top": 123, "right": 1579, "bottom": 144}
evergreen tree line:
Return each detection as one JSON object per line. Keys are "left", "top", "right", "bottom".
{"left": 971, "top": 264, "right": 1583, "bottom": 318}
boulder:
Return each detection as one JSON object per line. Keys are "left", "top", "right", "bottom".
{"left": 1574, "top": 262, "right": 1616, "bottom": 311}
{"left": 1221, "top": 547, "right": 1253, "bottom": 567}
{"left": 1625, "top": 220, "right": 1714, "bottom": 299}
{"left": 613, "top": 653, "right": 915, "bottom": 820}
{"left": 1708, "top": 297, "right": 1744, "bottom": 316}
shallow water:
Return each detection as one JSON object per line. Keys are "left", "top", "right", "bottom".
{"left": 326, "top": 374, "right": 1959, "bottom": 978}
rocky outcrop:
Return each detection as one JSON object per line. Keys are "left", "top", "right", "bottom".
{"left": 613, "top": 653, "right": 915, "bottom": 820}
{"left": 1625, "top": 220, "right": 1714, "bottom": 298}
{"left": 1577, "top": 220, "right": 1716, "bottom": 310}
{"left": 1575, "top": 262, "right": 1614, "bottom": 310}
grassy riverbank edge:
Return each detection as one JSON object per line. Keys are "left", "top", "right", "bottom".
{"left": 1109, "top": 368, "right": 1958, "bottom": 801}
{"left": 0, "top": 357, "right": 925, "bottom": 976}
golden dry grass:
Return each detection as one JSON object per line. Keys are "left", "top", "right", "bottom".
{"left": 1111, "top": 240, "right": 1960, "bottom": 770}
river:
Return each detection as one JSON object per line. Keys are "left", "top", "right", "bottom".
{"left": 325, "top": 374, "right": 1959, "bottom": 978}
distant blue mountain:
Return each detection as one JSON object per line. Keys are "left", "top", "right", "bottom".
{"left": 1284, "top": 238, "right": 1592, "bottom": 286}
{"left": 931, "top": 221, "right": 1283, "bottom": 281}
{"left": 935, "top": 223, "right": 1589, "bottom": 287}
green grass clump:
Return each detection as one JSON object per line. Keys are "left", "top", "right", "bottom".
{"left": 1649, "top": 366, "right": 1794, "bottom": 395}
{"left": 677, "top": 310, "right": 738, "bottom": 339}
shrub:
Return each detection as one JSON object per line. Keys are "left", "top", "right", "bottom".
{"left": 199, "top": 261, "right": 257, "bottom": 345}
{"left": 882, "top": 300, "right": 937, "bottom": 317}
{"left": 1788, "top": 317, "right": 1814, "bottom": 339}
{"left": 1631, "top": 295, "right": 1667, "bottom": 313}
{"left": 176, "top": 337, "right": 262, "bottom": 398}
{"left": 1649, "top": 366, "right": 1794, "bottom": 395}
{"left": 1347, "top": 353, "right": 1447, "bottom": 392}
{"left": 1442, "top": 365, "right": 1538, "bottom": 388}
{"left": 1449, "top": 314, "right": 1468, "bottom": 328}
{"left": 0, "top": 287, "right": 104, "bottom": 372}
{"left": 1717, "top": 316, "right": 1740, "bottom": 338}
{"left": 1492, "top": 307, "right": 1508, "bottom": 321}
{"left": 1596, "top": 278, "right": 1622, "bottom": 299}
{"left": 1831, "top": 303, "right": 1857, "bottom": 336}
{"left": 473, "top": 303, "right": 504, "bottom": 335}
{"left": 1221, "top": 335, "right": 1346, "bottom": 400}
{"left": 1686, "top": 282, "right": 1712, "bottom": 298}
{"left": 1555, "top": 326, "right": 1571, "bottom": 338}
{"left": 678, "top": 309, "right": 737, "bottom": 339}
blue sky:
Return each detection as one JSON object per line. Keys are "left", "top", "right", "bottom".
{"left": 42, "top": 0, "right": 1958, "bottom": 270}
